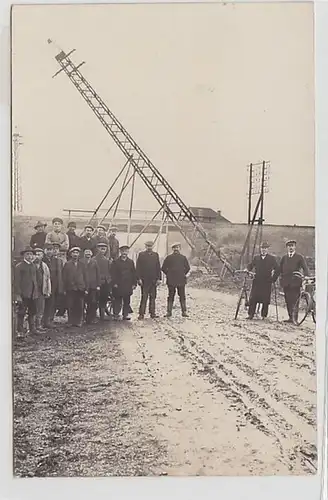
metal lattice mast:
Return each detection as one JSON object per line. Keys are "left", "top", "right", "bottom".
{"left": 48, "top": 40, "right": 235, "bottom": 276}
{"left": 12, "top": 130, "right": 23, "bottom": 213}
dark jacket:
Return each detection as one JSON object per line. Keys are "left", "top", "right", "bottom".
{"left": 161, "top": 253, "right": 190, "bottom": 287}
{"left": 30, "top": 232, "right": 47, "bottom": 250}
{"left": 14, "top": 260, "right": 39, "bottom": 299}
{"left": 93, "top": 254, "right": 111, "bottom": 284}
{"left": 279, "top": 253, "right": 310, "bottom": 288}
{"left": 93, "top": 235, "right": 109, "bottom": 248}
{"left": 43, "top": 255, "right": 64, "bottom": 294}
{"left": 111, "top": 257, "right": 137, "bottom": 296}
{"left": 136, "top": 250, "right": 162, "bottom": 284}
{"left": 247, "top": 254, "right": 279, "bottom": 304}
{"left": 108, "top": 235, "right": 120, "bottom": 260}
{"left": 80, "top": 236, "right": 97, "bottom": 255}
{"left": 81, "top": 257, "right": 101, "bottom": 289}
{"left": 67, "top": 231, "right": 82, "bottom": 250}
{"left": 62, "top": 260, "right": 88, "bottom": 292}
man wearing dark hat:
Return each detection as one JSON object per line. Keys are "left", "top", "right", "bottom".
{"left": 93, "top": 225, "right": 109, "bottom": 251}
{"left": 108, "top": 226, "right": 120, "bottom": 261}
{"left": 62, "top": 247, "right": 88, "bottom": 327}
{"left": 93, "top": 242, "right": 112, "bottom": 320}
{"left": 14, "top": 247, "right": 39, "bottom": 334}
{"left": 66, "top": 221, "right": 81, "bottom": 253}
{"left": 30, "top": 221, "right": 47, "bottom": 250}
{"left": 279, "top": 240, "right": 310, "bottom": 323}
{"left": 45, "top": 217, "right": 69, "bottom": 251}
{"left": 136, "top": 240, "right": 161, "bottom": 319}
{"left": 161, "top": 242, "right": 190, "bottom": 318}
{"left": 81, "top": 248, "right": 101, "bottom": 324}
{"left": 42, "top": 243, "right": 64, "bottom": 328}
{"left": 80, "top": 225, "right": 97, "bottom": 255}
{"left": 246, "top": 242, "right": 279, "bottom": 320}
{"left": 111, "top": 245, "right": 137, "bottom": 320}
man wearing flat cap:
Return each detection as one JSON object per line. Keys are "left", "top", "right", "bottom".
{"left": 108, "top": 226, "right": 120, "bottom": 261}
{"left": 93, "top": 225, "right": 109, "bottom": 253}
{"left": 42, "top": 243, "right": 64, "bottom": 328}
{"left": 66, "top": 221, "right": 81, "bottom": 254}
{"left": 246, "top": 241, "right": 279, "bottom": 320}
{"left": 136, "top": 240, "right": 161, "bottom": 319}
{"left": 279, "top": 239, "right": 310, "bottom": 323}
{"left": 93, "top": 242, "right": 112, "bottom": 321}
{"left": 45, "top": 217, "right": 69, "bottom": 252}
{"left": 80, "top": 225, "right": 97, "bottom": 255}
{"left": 161, "top": 242, "right": 190, "bottom": 318}
{"left": 62, "top": 247, "right": 88, "bottom": 327}
{"left": 30, "top": 221, "right": 47, "bottom": 250}
{"left": 14, "top": 247, "right": 39, "bottom": 334}
{"left": 111, "top": 245, "right": 137, "bottom": 320}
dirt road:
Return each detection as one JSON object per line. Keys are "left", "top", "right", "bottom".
{"left": 13, "top": 286, "right": 317, "bottom": 477}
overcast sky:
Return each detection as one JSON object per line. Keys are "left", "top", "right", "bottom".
{"left": 11, "top": 2, "right": 314, "bottom": 225}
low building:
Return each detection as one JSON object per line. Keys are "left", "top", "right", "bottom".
{"left": 189, "top": 207, "right": 230, "bottom": 224}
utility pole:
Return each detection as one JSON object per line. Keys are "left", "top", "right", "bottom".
{"left": 242, "top": 160, "right": 270, "bottom": 268}
{"left": 12, "top": 130, "right": 23, "bottom": 213}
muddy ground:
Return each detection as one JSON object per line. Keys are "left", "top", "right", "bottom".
{"left": 13, "top": 285, "right": 317, "bottom": 477}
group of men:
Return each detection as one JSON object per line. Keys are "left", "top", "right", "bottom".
{"left": 14, "top": 217, "right": 191, "bottom": 334}
{"left": 246, "top": 239, "right": 311, "bottom": 322}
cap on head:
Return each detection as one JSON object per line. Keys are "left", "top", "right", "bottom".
{"left": 84, "top": 224, "right": 94, "bottom": 231}
{"left": 20, "top": 246, "right": 34, "bottom": 256}
{"left": 97, "top": 242, "right": 108, "bottom": 248}
{"left": 286, "top": 239, "right": 296, "bottom": 247}
{"left": 145, "top": 240, "right": 154, "bottom": 247}
{"left": 52, "top": 217, "right": 63, "bottom": 225}
{"left": 109, "top": 226, "right": 118, "bottom": 232}
{"left": 69, "top": 246, "right": 81, "bottom": 254}
{"left": 260, "top": 241, "right": 270, "bottom": 249}
{"left": 171, "top": 242, "right": 181, "bottom": 249}
{"left": 68, "top": 221, "right": 77, "bottom": 229}
{"left": 52, "top": 242, "right": 61, "bottom": 248}
{"left": 44, "top": 243, "right": 54, "bottom": 250}
{"left": 34, "top": 220, "right": 47, "bottom": 230}
{"left": 119, "top": 245, "right": 129, "bottom": 251}
{"left": 34, "top": 247, "right": 44, "bottom": 253}
{"left": 97, "top": 225, "right": 106, "bottom": 231}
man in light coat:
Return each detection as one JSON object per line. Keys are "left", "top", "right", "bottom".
{"left": 33, "top": 248, "right": 52, "bottom": 331}
{"left": 45, "top": 217, "right": 69, "bottom": 252}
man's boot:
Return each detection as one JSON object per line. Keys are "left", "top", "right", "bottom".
{"left": 28, "top": 316, "right": 37, "bottom": 334}
{"left": 180, "top": 298, "right": 188, "bottom": 317}
{"left": 166, "top": 299, "right": 173, "bottom": 318}
{"left": 16, "top": 315, "right": 24, "bottom": 334}
{"left": 99, "top": 308, "right": 105, "bottom": 321}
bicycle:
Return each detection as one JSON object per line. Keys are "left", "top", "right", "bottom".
{"left": 292, "top": 276, "right": 316, "bottom": 326}
{"left": 234, "top": 270, "right": 255, "bottom": 320}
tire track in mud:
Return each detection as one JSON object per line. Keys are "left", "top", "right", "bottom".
{"left": 149, "top": 319, "right": 317, "bottom": 474}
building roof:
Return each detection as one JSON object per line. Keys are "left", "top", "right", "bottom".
{"left": 189, "top": 207, "right": 230, "bottom": 223}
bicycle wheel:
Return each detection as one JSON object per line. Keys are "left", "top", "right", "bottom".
{"left": 292, "top": 292, "right": 310, "bottom": 326}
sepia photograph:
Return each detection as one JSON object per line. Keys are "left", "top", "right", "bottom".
{"left": 11, "top": 2, "right": 316, "bottom": 477}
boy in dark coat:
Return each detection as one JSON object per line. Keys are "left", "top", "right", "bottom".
{"left": 93, "top": 242, "right": 112, "bottom": 320}
{"left": 80, "top": 225, "right": 97, "bottom": 255}
{"left": 279, "top": 240, "right": 310, "bottom": 323}
{"left": 67, "top": 221, "right": 81, "bottom": 253}
{"left": 161, "top": 242, "right": 190, "bottom": 318}
{"left": 108, "top": 226, "right": 120, "bottom": 260}
{"left": 136, "top": 240, "right": 161, "bottom": 319}
{"left": 111, "top": 245, "right": 137, "bottom": 320}
{"left": 92, "top": 225, "right": 109, "bottom": 252}
{"left": 81, "top": 248, "right": 101, "bottom": 324}
{"left": 14, "top": 247, "right": 39, "bottom": 334}
{"left": 30, "top": 221, "right": 47, "bottom": 250}
{"left": 246, "top": 241, "right": 279, "bottom": 320}
{"left": 62, "top": 247, "right": 88, "bottom": 327}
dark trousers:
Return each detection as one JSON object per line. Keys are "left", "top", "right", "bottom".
{"left": 86, "top": 289, "right": 98, "bottom": 324}
{"left": 56, "top": 293, "right": 67, "bottom": 316}
{"left": 66, "top": 290, "right": 85, "bottom": 326}
{"left": 113, "top": 294, "right": 131, "bottom": 318}
{"left": 167, "top": 285, "right": 187, "bottom": 312}
{"left": 139, "top": 283, "right": 157, "bottom": 317}
{"left": 284, "top": 285, "right": 300, "bottom": 319}
{"left": 99, "top": 283, "right": 110, "bottom": 309}
{"left": 43, "top": 294, "right": 55, "bottom": 326}
{"left": 17, "top": 297, "right": 37, "bottom": 332}
{"left": 248, "top": 299, "right": 269, "bottom": 318}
